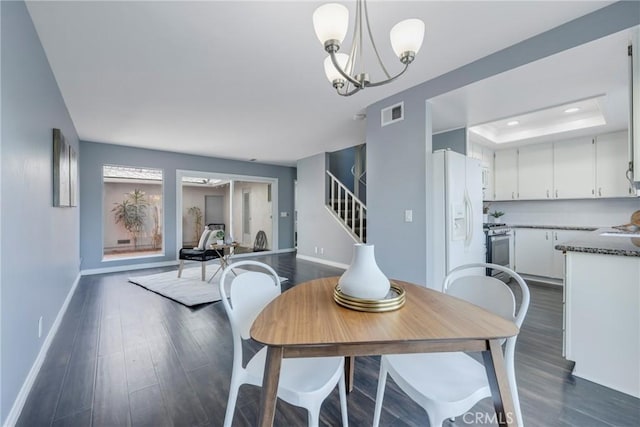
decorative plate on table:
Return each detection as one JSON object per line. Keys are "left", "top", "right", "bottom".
{"left": 333, "top": 281, "right": 405, "bottom": 312}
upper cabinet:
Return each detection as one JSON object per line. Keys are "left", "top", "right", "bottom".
{"left": 519, "top": 144, "right": 553, "bottom": 200}
{"left": 596, "top": 131, "right": 634, "bottom": 197}
{"left": 468, "top": 141, "right": 495, "bottom": 201}
{"left": 494, "top": 149, "right": 518, "bottom": 200}
{"left": 492, "top": 130, "right": 633, "bottom": 201}
{"left": 553, "top": 137, "right": 595, "bottom": 199}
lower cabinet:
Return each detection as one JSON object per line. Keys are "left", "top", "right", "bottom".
{"left": 514, "top": 228, "right": 592, "bottom": 279}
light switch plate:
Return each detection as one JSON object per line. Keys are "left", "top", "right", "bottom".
{"left": 405, "top": 210, "right": 413, "bottom": 222}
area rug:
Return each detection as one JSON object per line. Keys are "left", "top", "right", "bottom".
{"left": 128, "top": 264, "right": 288, "bottom": 307}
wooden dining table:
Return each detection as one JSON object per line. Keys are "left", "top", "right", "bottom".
{"left": 250, "top": 277, "right": 520, "bottom": 427}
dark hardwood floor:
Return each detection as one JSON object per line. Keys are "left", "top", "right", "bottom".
{"left": 17, "top": 253, "right": 639, "bottom": 426}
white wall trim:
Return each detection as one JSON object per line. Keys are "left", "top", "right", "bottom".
{"left": 3, "top": 273, "right": 81, "bottom": 427}
{"left": 296, "top": 254, "right": 349, "bottom": 270}
{"left": 81, "top": 260, "right": 178, "bottom": 276}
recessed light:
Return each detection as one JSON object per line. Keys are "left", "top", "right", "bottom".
{"left": 564, "top": 107, "right": 580, "bottom": 113}
{"left": 507, "top": 120, "right": 519, "bottom": 126}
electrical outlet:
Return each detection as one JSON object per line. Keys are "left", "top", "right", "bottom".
{"left": 314, "top": 246, "right": 318, "bottom": 254}
{"left": 38, "top": 316, "right": 43, "bottom": 338}
{"left": 320, "top": 248, "right": 324, "bottom": 255}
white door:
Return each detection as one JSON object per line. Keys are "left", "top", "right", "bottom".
{"left": 494, "top": 149, "right": 518, "bottom": 200}
{"left": 518, "top": 144, "right": 553, "bottom": 200}
{"left": 514, "top": 228, "right": 553, "bottom": 277}
{"left": 554, "top": 137, "right": 595, "bottom": 199}
{"left": 464, "top": 157, "right": 486, "bottom": 268}
{"left": 596, "top": 131, "right": 633, "bottom": 198}
{"left": 445, "top": 151, "right": 468, "bottom": 276}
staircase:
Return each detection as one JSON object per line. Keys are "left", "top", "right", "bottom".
{"left": 326, "top": 171, "right": 367, "bottom": 243}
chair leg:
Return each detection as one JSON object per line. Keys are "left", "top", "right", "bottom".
{"left": 339, "top": 369, "right": 349, "bottom": 426}
{"left": 201, "top": 262, "right": 206, "bottom": 282}
{"left": 223, "top": 381, "right": 240, "bottom": 427}
{"left": 177, "top": 260, "right": 184, "bottom": 278}
{"left": 306, "top": 403, "right": 320, "bottom": 427}
{"left": 372, "top": 358, "right": 389, "bottom": 427}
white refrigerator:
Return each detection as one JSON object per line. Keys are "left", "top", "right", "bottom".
{"left": 431, "top": 149, "right": 485, "bottom": 291}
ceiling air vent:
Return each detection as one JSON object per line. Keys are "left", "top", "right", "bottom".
{"left": 381, "top": 102, "right": 404, "bottom": 127}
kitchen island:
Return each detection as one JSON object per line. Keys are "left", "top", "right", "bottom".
{"left": 556, "top": 230, "right": 639, "bottom": 398}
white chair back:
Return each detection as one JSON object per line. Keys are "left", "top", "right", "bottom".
{"left": 218, "top": 260, "right": 281, "bottom": 340}
{"left": 443, "top": 262, "right": 530, "bottom": 328}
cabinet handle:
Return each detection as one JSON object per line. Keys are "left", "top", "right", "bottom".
{"left": 546, "top": 189, "right": 549, "bottom": 198}
{"left": 555, "top": 232, "right": 558, "bottom": 240}
{"left": 546, "top": 232, "right": 549, "bottom": 240}
{"left": 555, "top": 189, "right": 558, "bottom": 198}
{"left": 512, "top": 191, "right": 514, "bottom": 199}
{"left": 598, "top": 188, "right": 602, "bottom": 197}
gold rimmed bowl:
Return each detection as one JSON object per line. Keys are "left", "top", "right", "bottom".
{"left": 333, "top": 281, "right": 405, "bottom": 312}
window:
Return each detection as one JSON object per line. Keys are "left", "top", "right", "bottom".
{"left": 103, "top": 165, "right": 163, "bottom": 260}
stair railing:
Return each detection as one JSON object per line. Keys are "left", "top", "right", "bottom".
{"left": 326, "top": 170, "right": 367, "bottom": 243}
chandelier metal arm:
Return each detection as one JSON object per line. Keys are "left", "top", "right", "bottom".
{"left": 336, "top": 85, "right": 363, "bottom": 97}
{"left": 329, "top": 50, "right": 364, "bottom": 88}
{"left": 366, "top": 62, "right": 409, "bottom": 88}
{"left": 362, "top": 0, "right": 391, "bottom": 79}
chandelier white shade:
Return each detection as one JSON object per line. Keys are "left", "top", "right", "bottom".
{"left": 390, "top": 19, "right": 425, "bottom": 62}
{"left": 313, "top": 3, "right": 349, "bottom": 45}
{"left": 324, "top": 53, "right": 350, "bottom": 83}
{"left": 313, "top": 0, "right": 425, "bottom": 96}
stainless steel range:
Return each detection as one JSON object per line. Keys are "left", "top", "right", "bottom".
{"left": 484, "top": 223, "right": 513, "bottom": 282}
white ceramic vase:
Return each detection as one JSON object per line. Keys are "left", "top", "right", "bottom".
{"left": 339, "top": 244, "right": 390, "bottom": 299}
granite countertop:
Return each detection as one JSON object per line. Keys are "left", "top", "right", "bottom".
{"left": 510, "top": 224, "right": 598, "bottom": 231}
{"left": 555, "top": 228, "right": 640, "bottom": 257}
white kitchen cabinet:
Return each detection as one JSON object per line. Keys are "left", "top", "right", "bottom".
{"left": 553, "top": 137, "right": 595, "bottom": 199}
{"left": 596, "top": 131, "right": 633, "bottom": 198}
{"left": 469, "top": 142, "right": 495, "bottom": 201}
{"left": 518, "top": 144, "right": 554, "bottom": 200}
{"left": 514, "top": 228, "right": 554, "bottom": 277}
{"left": 493, "top": 149, "right": 518, "bottom": 200}
{"left": 551, "top": 230, "right": 592, "bottom": 279}
{"left": 565, "top": 252, "right": 640, "bottom": 397}
{"left": 516, "top": 228, "right": 592, "bottom": 279}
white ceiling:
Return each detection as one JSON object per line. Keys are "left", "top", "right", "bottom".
{"left": 432, "top": 27, "right": 634, "bottom": 148}
{"left": 26, "top": 0, "right": 616, "bottom": 166}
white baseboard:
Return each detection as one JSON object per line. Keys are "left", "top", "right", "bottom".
{"left": 296, "top": 254, "right": 349, "bottom": 270}
{"left": 519, "top": 273, "right": 563, "bottom": 286}
{"left": 81, "top": 260, "right": 178, "bottom": 276}
{"left": 3, "top": 273, "right": 81, "bottom": 427}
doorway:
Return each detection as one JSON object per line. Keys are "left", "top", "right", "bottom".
{"left": 176, "top": 170, "right": 278, "bottom": 254}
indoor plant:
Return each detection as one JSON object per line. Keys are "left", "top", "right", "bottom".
{"left": 489, "top": 210, "right": 505, "bottom": 223}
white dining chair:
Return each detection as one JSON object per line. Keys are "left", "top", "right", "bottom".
{"left": 372, "top": 263, "right": 530, "bottom": 427}
{"left": 218, "top": 260, "right": 349, "bottom": 427}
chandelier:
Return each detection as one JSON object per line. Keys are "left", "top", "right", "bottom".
{"left": 313, "top": 0, "right": 425, "bottom": 97}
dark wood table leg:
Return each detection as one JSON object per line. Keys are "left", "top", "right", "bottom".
{"left": 482, "top": 339, "right": 518, "bottom": 427}
{"left": 258, "top": 346, "right": 283, "bottom": 427}
{"left": 344, "top": 356, "right": 355, "bottom": 393}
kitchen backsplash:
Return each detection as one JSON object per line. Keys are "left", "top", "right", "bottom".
{"left": 488, "top": 198, "right": 639, "bottom": 227}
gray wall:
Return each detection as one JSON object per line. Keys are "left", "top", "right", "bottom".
{"left": 1, "top": 1, "right": 80, "bottom": 422}
{"left": 329, "top": 145, "right": 356, "bottom": 193}
{"left": 363, "top": 1, "right": 639, "bottom": 288}
{"left": 366, "top": 97, "right": 433, "bottom": 286}
{"left": 296, "top": 153, "right": 355, "bottom": 266}
{"left": 80, "top": 141, "right": 296, "bottom": 270}
{"left": 433, "top": 128, "right": 467, "bottom": 155}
